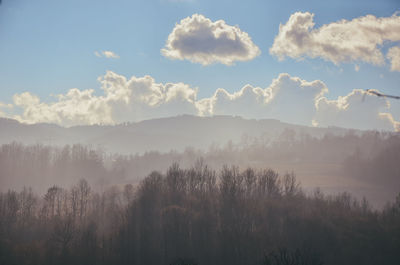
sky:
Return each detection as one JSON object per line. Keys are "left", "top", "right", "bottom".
{"left": 0, "top": 0, "right": 400, "bottom": 130}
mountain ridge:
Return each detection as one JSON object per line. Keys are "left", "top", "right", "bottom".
{"left": 0, "top": 115, "right": 359, "bottom": 154}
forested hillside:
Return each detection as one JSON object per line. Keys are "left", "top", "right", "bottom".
{"left": 1, "top": 130, "right": 399, "bottom": 207}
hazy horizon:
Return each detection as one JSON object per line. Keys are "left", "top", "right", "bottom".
{"left": 1, "top": 114, "right": 399, "bottom": 209}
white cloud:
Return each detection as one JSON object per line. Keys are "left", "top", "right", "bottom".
{"left": 0, "top": 102, "right": 13, "bottom": 118}
{"left": 270, "top": 12, "right": 400, "bottom": 67}
{"left": 387, "top": 46, "right": 400, "bottom": 72}
{"left": 7, "top": 72, "right": 198, "bottom": 127}
{"left": 1, "top": 72, "right": 398, "bottom": 131}
{"left": 161, "top": 14, "right": 260, "bottom": 65}
{"left": 95, "top": 50, "right": 120, "bottom": 59}
{"left": 314, "top": 89, "right": 398, "bottom": 131}
{"left": 198, "top": 73, "right": 328, "bottom": 126}
{"left": 98, "top": 71, "right": 198, "bottom": 123}
{"left": 354, "top": 65, "right": 360, "bottom": 72}
{"left": 12, "top": 90, "right": 113, "bottom": 126}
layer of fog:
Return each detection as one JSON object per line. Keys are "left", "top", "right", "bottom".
{"left": 1, "top": 116, "right": 398, "bottom": 209}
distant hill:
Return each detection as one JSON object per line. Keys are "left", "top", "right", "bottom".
{"left": 0, "top": 115, "right": 354, "bottom": 154}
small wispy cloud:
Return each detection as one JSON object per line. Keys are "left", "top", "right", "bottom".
{"left": 94, "top": 50, "right": 120, "bottom": 59}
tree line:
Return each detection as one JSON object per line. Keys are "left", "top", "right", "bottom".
{"left": 1, "top": 162, "right": 400, "bottom": 265}
{"left": 1, "top": 131, "right": 399, "bottom": 194}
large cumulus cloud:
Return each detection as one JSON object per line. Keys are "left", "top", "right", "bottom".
{"left": 314, "top": 89, "right": 399, "bottom": 131}
{"left": 198, "top": 74, "right": 328, "bottom": 126}
{"left": 7, "top": 71, "right": 198, "bottom": 127}
{"left": 270, "top": 12, "right": 400, "bottom": 68}
{"left": 161, "top": 14, "right": 260, "bottom": 65}
{"left": 12, "top": 89, "right": 112, "bottom": 126}
{"left": 0, "top": 72, "right": 398, "bottom": 131}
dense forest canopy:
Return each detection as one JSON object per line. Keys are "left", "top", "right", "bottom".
{"left": 1, "top": 163, "right": 400, "bottom": 265}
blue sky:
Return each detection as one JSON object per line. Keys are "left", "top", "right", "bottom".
{"left": 0, "top": 0, "right": 400, "bottom": 129}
